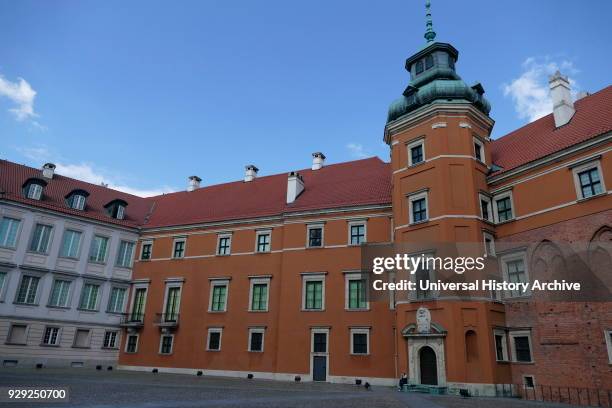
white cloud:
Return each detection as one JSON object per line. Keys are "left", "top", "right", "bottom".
{"left": 15, "top": 146, "right": 173, "bottom": 197}
{"left": 0, "top": 74, "right": 38, "bottom": 121}
{"left": 346, "top": 143, "right": 369, "bottom": 159}
{"left": 503, "top": 57, "right": 579, "bottom": 122}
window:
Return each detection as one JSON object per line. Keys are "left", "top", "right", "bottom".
{"left": 494, "top": 330, "right": 508, "bottom": 361}
{"left": 69, "top": 194, "right": 87, "bottom": 210}
{"left": 159, "top": 334, "right": 173, "bottom": 354}
{"left": 130, "top": 287, "right": 147, "bottom": 321}
{"left": 349, "top": 223, "right": 366, "bottom": 245}
{"left": 15, "top": 275, "right": 39, "bottom": 304}
{"left": 407, "top": 139, "right": 425, "bottom": 166}
{"left": 313, "top": 331, "right": 327, "bottom": 353}
{"left": 42, "top": 327, "right": 60, "bottom": 346}
{"left": 29, "top": 224, "right": 52, "bottom": 253}
{"left": 303, "top": 277, "right": 324, "bottom": 310}
{"left": 26, "top": 182, "right": 44, "bottom": 200}
{"left": 0, "top": 217, "right": 20, "bottom": 248}
{"left": 163, "top": 286, "right": 181, "bottom": 321}
{"left": 140, "top": 242, "right": 152, "bottom": 260}
{"left": 249, "top": 280, "right": 269, "bottom": 312}
{"left": 524, "top": 376, "right": 535, "bottom": 389}
{"left": 256, "top": 231, "right": 271, "bottom": 253}
{"left": 503, "top": 256, "right": 529, "bottom": 298}
{"left": 172, "top": 238, "right": 186, "bottom": 259}
{"left": 415, "top": 267, "right": 432, "bottom": 299}
{"left": 125, "top": 334, "right": 139, "bottom": 353}
{"left": 510, "top": 331, "right": 533, "bottom": 363}
{"left": 79, "top": 283, "right": 100, "bottom": 310}
{"left": 415, "top": 60, "right": 424, "bottom": 74}
{"left": 448, "top": 54, "right": 455, "bottom": 69}
{"left": 493, "top": 192, "right": 514, "bottom": 223}
{"left": 424, "top": 54, "right": 434, "bottom": 70}
{"left": 0, "top": 272, "right": 6, "bottom": 298}
{"left": 473, "top": 138, "right": 485, "bottom": 163}
{"left": 7, "top": 324, "right": 27, "bottom": 344}
{"left": 483, "top": 232, "right": 495, "bottom": 257}
{"left": 209, "top": 282, "right": 228, "bottom": 312}
{"left": 605, "top": 330, "right": 612, "bottom": 364}
{"left": 307, "top": 225, "right": 324, "bottom": 248}
{"left": 103, "top": 331, "right": 118, "bottom": 349}
{"left": 248, "top": 328, "right": 264, "bottom": 352}
{"left": 207, "top": 328, "right": 222, "bottom": 351}
{"left": 217, "top": 235, "right": 231, "bottom": 255}
{"left": 73, "top": 329, "right": 90, "bottom": 348}
{"left": 577, "top": 168, "right": 603, "bottom": 198}
{"left": 479, "top": 194, "right": 492, "bottom": 222}
{"left": 346, "top": 274, "right": 367, "bottom": 310}
{"left": 409, "top": 191, "right": 428, "bottom": 224}
{"left": 107, "top": 287, "right": 126, "bottom": 313}
{"left": 89, "top": 235, "right": 109, "bottom": 263}
{"left": 48, "top": 279, "right": 71, "bottom": 307}
{"left": 116, "top": 241, "right": 135, "bottom": 268}
{"left": 350, "top": 328, "right": 370, "bottom": 355}
{"left": 59, "top": 230, "right": 81, "bottom": 258}
{"left": 105, "top": 200, "right": 127, "bottom": 220}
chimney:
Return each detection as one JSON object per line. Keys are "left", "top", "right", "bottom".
{"left": 244, "top": 165, "right": 259, "bottom": 182}
{"left": 42, "top": 163, "right": 56, "bottom": 179}
{"left": 286, "top": 171, "right": 305, "bottom": 204}
{"left": 311, "top": 152, "right": 326, "bottom": 170}
{"left": 187, "top": 175, "right": 201, "bottom": 192}
{"left": 549, "top": 71, "right": 575, "bottom": 128}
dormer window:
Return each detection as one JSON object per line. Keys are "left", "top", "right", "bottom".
{"left": 448, "top": 55, "right": 455, "bottom": 70}
{"left": 104, "top": 200, "right": 128, "bottom": 220}
{"left": 23, "top": 179, "right": 47, "bottom": 200}
{"left": 415, "top": 60, "right": 424, "bottom": 75}
{"left": 425, "top": 54, "right": 434, "bottom": 70}
{"left": 66, "top": 189, "right": 89, "bottom": 211}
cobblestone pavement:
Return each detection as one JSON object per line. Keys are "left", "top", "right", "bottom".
{"left": 0, "top": 368, "right": 589, "bottom": 408}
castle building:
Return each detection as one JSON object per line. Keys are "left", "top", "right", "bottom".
{"left": 0, "top": 2, "right": 610, "bottom": 397}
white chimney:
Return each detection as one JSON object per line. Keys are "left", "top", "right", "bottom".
{"left": 42, "top": 163, "right": 56, "bottom": 179}
{"left": 187, "top": 175, "right": 201, "bottom": 192}
{"left": 244, "top": 165, "right": 259, "bottom": 182}
{"left": 549, "top": 71, "right": 575, "bottom": 128}
{"left": 286, "top": 171, "right": 305, "bottom": 204}
{"left": 311, "top": 152, "right": 326, "bottom": 170}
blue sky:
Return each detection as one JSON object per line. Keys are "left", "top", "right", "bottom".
{"left": 1, "top": 0, "right": 610, "bottom": 196}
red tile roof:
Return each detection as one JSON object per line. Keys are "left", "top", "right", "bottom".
{"left": 143, "top": 157, "right": 392, "bottom": 228}
{"left": 0, "top": 160, "right": 153, "bottom": 228}
{"left": 491, "top": 86, "right": 612, "bottom": 175}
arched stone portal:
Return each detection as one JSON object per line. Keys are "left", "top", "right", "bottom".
{"left": 419, "top": 346, "right": 438, "bottom": 385}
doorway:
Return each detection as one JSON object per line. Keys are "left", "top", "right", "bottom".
{"left": 311, "top": 331, "right": 328, "bottom": 381}
{"left": 419, "top": 346, "right": 438, "bottom": 385}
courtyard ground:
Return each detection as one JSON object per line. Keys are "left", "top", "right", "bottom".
{"left": 0, "top": 368, "right": 592, "bottom": 408}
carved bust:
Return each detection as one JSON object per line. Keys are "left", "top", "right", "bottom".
{"left": 416, "top": 306, "right": 431, "bottom": 334}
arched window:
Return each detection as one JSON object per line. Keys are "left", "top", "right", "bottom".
{"left": 415, "top": 60, "right": 424, "bottom": 75}
{"left": 66, "top": 189, "right": 89, "bottom": 211}
{"left": 22, "top": 178, "right": 47, "bottom": 200}
{"left": 465, "top": 330, "right": 479, "bottom": 362}
{"left": 425, "top": 55, "right": 434, "bottom": 70}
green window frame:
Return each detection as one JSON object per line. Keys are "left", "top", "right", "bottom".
{"left": 251, "top": 283, "right": 268, "bottom": 311}
{"left": 210, "top": 284, "right": 227, "bottom": 312}
{"left": 304, "top": 280, "right": 323, "bottom": 310}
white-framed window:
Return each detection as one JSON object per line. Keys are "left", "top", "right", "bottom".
{"left": 7, "top": 323, "right": 28, "bottom": 345}
{"left": 306, "top": 224, "right": 324, "bottom": 248}
{"left": 302, "top": 273, "right": 325, "bottom": 311}
{"left": 48, "top": 279, "right": 71, "bottom": 308}
{"left": 59, "top": 229, "right": 82, "bottom": 259}
{"left": 107, "top": 287, "right": 127, "bottom": 313}
{"left": 345, "top": 272, "right": 368, "bottom": 310}
{"left": 116, "top": 240, "right": 135, "bottom": 268}
{"left": 15, "top": 275, "right": 40, "bottom": 304}
{"left": 26, "top": 183, "right": 44, "bottom": 200}
{"left": 42, "top": 326, "right": 61, "bottom": 346}
{"left": 108, "top": 203, "right": 126, "bottom": 220}
{"left": 408, "top": 190, "right": 428, "bottom": 224}
{"left": 206, "top": 327, "right": 223, "bottom": 351}
{"left": 493, "top": 329, "right": 508, "bottom": 361}
{"left": 493, "top": 191, "right": 514, "bottom": 223}
{"left": 172, "top": 237, "right": 186, "bottom": 259}
{"left": 479, "top": 193, "right": 493, "bottom": 222}
{"left": 473, "top": 137, "right": 485, "bottom": 164}
{"left": 129, "top": 286, "right": 147, "bottom": 321}
{"left": 407, "top": 138, "right": 425, "bottom": 166}
{"left": 140, "top": 241, "right": 153, "bottom": 260}
{"left": 216, "top": 234, "right": 232, "bottom": 255}
{"left": 523, "top": 375, "right": 536, "bottom": 389}
{"left": 348, "top": 221, "right": 366, "bottom": 245}
{"left": 79, "top": 283, "right": 100, "bottom": 311}
{"left": 249, "top": 277, "right": 270, "bottom": 312}
{"left": 73, "top": 329, "right": 91, "bottom": 348}
{"left": 0, "top": 271, "right": 7, "bottom": 301}
{"left": 311, "top": 328, "right": 329, "bottom": 353}
{"left": 0, "top": 217, "right": 21, "bottom": 248}
{"left": 248, "top": 327, "right": 265, "bottom": 352}
{"left": 159, "top": 334, "right": 174, "bottom": 354}
{"left": 483, "top": 232, "right": 496, "bottom": 257}
{"left": 29, "top": 224, "right": 53, "bottom": 254}
{"left": 69, "top": 194, "right": 87, "bottom": 210}
{"left": 125, "top": 334, "right": 139, "bottom": 353}
{"left": 162, "top": 283, "right": 182, "bottom": 322}
{"left": 255, "top": 230, "right": 271, "bottom": 253}
{"left": 350, "top": 328, "right": 370, "bottom": 355}
{"left": 89, "top": 235, "right": 109, "bottom": 263}
{"left": 509, "top": 330, "right": 533, "bottom": 363}
{"left": 572, "top": 160, "right": 606, "bottom": 200}
{"left": 209, "top": 280, "right": 229, "bottom": 312}
{"left": 500, "top": 252, "right": 530, "bottom": 298}
{"left": 604, "top": 330, "right": 612, "bottom": 364}
{"left": 103, "top": 330, "right": 119, "bottom": 349}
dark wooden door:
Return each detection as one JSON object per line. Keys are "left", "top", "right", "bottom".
{"left": 313, "top": 356, "right": 327, "bottom": 381}
{"left": 419, "top": 346, "right": 438, "bottom": 385}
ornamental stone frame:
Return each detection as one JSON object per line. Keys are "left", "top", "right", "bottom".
{"left": 401, "top": 314, "right": 447, "bottom": 386}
